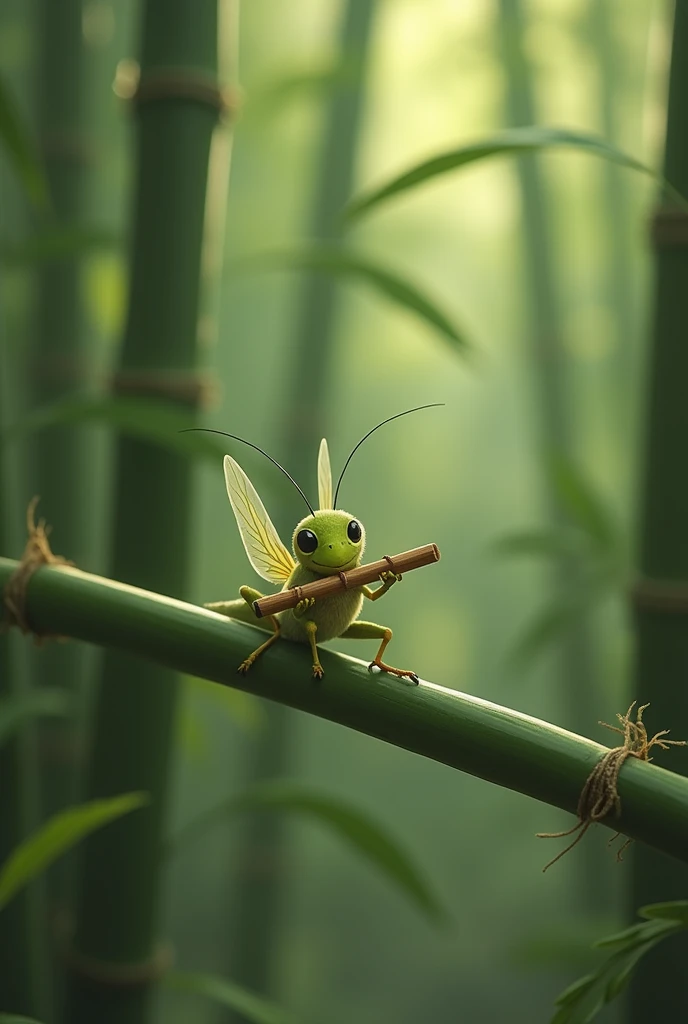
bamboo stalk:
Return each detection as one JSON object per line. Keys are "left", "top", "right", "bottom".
{"left": 0, "top": 303, "right": 44, "bottom": 1019}
{"left": 28, "top": 0, "right": 90, "bottom": 893}
{"left": 253, "top": 544, "right": 440, "bottom": 617}
{"left": 60, "top": 2, "right": 227, "bottom": 1022}
{"left": 629, "top": 2, "right": 688, "bottom": 1018}
{"left": 497, "top": 0, "right": 608, "bottom": 911}
{"left": 1, "top": 556, "right": 688, "bottom": 865}
{"left": 225, "top": 1, "right": 378, "bottom": 1008}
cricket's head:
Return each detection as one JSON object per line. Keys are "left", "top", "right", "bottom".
{"left": 292, "top": 509, "right": 365, "bottom": 575}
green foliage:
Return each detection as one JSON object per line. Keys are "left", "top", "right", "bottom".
{"left": 171, "top": 781, "right": 446, "bottom": 922}
{"left": 0, "top": 1016, "right": 46, "bottom": 1023}
{"left": 551, "top": 901, "right": 688, "bottom": 1023}
{"left": 0, "top": 689, "right": 70, "bottom": 747}
{"left": 167, "top": 971, "right": 298, "bottom": 1024}
{"left": 345, "top": 126, "right": 684, "bottom": 222}
{"left": 2, "top": 397, "right": 228, "bottom": 463}
{"left": 494, "top": 456, "right": 625, "bottom": 665}
{"left": 0, "top": 793, "right": 148, "bottom": 912}
{"left": 232, "top": 244, "right": 469, "bottom": 352}
{"left": 0, "top": 73, "right": 47, "bottom": 207}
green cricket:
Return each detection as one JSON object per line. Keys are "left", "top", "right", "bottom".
{"left": 188, "top": 405, "right": 441, "bottom": 683}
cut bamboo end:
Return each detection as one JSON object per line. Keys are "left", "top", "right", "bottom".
{"left": 253, "top": 543, "right": 440, "bottom": 618}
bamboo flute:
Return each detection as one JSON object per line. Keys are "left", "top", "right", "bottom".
{"left": 253, "top": 543, "right": 440, "bottom": 618}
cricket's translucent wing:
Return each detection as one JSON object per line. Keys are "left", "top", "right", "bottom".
{"left": 318, "top": 438, "right": 333, "bottom": 510}
{"left": 223, "top": 455, "right": 295, "bottom": 584}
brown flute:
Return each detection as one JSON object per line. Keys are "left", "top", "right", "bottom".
{"left": 253, "top": 543, "right": 440, "bottom": 618}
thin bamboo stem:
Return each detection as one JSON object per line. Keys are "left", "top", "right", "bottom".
{"left": 1, "top": 556, "right": 688, "bottom": 865}
{"left": 226, "top": 0, "right": 378, "bottom": 1007}
{"left": 253, "top": 544, "right": 440, "bottom": 617}
{"left": 497, "top": 0, "right": 608, "bottom": 911}
{"left": 629, "top": 2, "right": 688, "bottom": 1017}
{"left": 60, "top": 2, "right": 225, "bottom": 1022}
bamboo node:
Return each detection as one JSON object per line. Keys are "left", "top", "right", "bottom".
{"left": 63, "top": 940, "right": 174, "bottom": 988}
{"left": 536, "top": 702, "right": 686, "bottom": 872}
{"left": 2, "top": 498, "right": 75, "bottom": 642}
{"left": 110, "top": 368, "right": 221, "bottom": 409}
{"left": 631, "top": 576, "right": 688, "bottom": 614}
{"left": 651, "top": 208, "right": 688, "bottom": 247}
{"left": 133, "top": 67, "right": 239, "bottom": 120}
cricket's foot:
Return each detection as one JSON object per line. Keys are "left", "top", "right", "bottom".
{"left": 312, "top": 664, "right": 324, "bottom": 680}
{"left": 368, "top": 659, "right": 419, "bottom": 685}
{"left": 237, "top": 659, "right": 254, "bottom": 674}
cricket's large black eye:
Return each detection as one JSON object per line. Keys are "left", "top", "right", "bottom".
{"left": 296, "top": 529, "right": 318, "bottom": 554}
{"left": 347, "top": 520, "right": 362, "bottom": 543}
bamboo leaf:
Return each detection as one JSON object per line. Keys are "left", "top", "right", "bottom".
{"left": 232, "top": 245, "right": 469, "bottom": 353}
{"left": 492, "top": 527, "right": 584, "bottom": 560}
{"left": 547, "top": 455, "right": 621, "bottom": 553}
{"left": 551, "top": 916, "right": 685, "bottom": 1022}
{"left": 0, "top": 688, "right": 71, "bottom": 747}
{"left": 167, "top": 972, "right": 298, "bottom": 1024}
{"left": 2, "top": 396, "right": 228, "bottom": 463}
{"left": 0, "top": 73, "right": 47, "bottom": 207}
{"left": 0, "top": 793, "right": 148, "bottom": 912}
{"left": 640, "top": 900, "right": 688, "bottom": 924}
{"left": 0, "top": 1016, "right": 46, "bottom": 1023}
{"left": 345, "top": 126, "right": 685, "bottom": 222}
{"left": 171, "top": 782, "right": 445, "bottom": 923}
{"left": 510, "top": 598, "right": 585, "bottom": 667}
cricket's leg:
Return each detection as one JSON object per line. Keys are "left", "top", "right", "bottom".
{"left": 341, "top": 620, "right": 419, "bottom": 684}
{"left": 304, "top": 619, "right": 324, "bottom": 680}
{"left": 204, "top": 588, "right": 279, "bottom": 673}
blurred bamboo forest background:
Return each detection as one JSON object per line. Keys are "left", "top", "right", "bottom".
{"left": 0, "top": 0, "right": 683, "bottom": 1022}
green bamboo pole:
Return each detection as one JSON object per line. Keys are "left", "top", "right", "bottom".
{"left": 497, "top": 0, "right": 607, "bottom": 910}
{"left": 0, "top": 296, "right": 44, "bottom": 1019}
{"left": 26, "top": 1, "right": 92, "bottom": 946}
{"left": 588, "top": 0, "right": 638, "bottom": 498}
{"left": 60, "top": 2, "right": 225, "bottom": 1022}
{"left": 628, "top": 3, "right": 688, "bottom": 1017}
{"left": 1, "top": 558, "right": 688, "bottom": 863}
{"left": 227, "top": 0, "right": 377, "bottom": 1005}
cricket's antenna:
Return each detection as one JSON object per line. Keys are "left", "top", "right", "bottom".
{"left": 180, "top": 428, "right": 316, "bottom": 516}
{"left": 332, "top": 403, "right": 444, "bottom": 507}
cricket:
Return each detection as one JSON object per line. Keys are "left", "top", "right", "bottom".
{"left": 187, "top": 405, "right": 442, "bottom": 683}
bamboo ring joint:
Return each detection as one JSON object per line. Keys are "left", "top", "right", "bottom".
{"left": 630, "top": 576, "right": 688, "bottom": 614}
{"left": 2, "top": 498, "right": 74, "bottom": 641}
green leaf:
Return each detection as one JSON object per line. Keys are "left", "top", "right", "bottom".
{"left": 345, "top": 126, "right": 685, "bottom": 222}
{"left": 167, "top": 972, "right": 297, "bottom": 1024}
{"left": 0, "top": 73, "right": 47, "bottom": 207}
{"left": 1, "top": 224, "right": 118, "bottom": 267}
{"left": 550, "top": 916, "right": 685, "bottom": 1023}
{"left": 491, "top": 527, "right": 584, "bottom": 561}
{"left": 0, "top": 793, "right": 148, "bottom": 912}
{"left": 232, "top": 245, "right": 469, "bottom": 353}
{"left": 640, "top": 900, "right": 688, "bottom": 924}
{"left": 2, "top": 396, "right": 228, "bottom": 463}
{"left": 0, "top": 688, "right": 71, "bottom": 747}
{"left": 170, "top": 782, "right": 445, "bottom": 923}
{"left": 0, "top": 1016, "right": 46, "bottom": 1023}
{"left": 547, "top": 455, "right": 621, "bottom": 553}
{"left": 251, "top": 60, "right": 359, "bottom": 118}
{"left": 510, "top": 598, "right": 584, "bottom": 667}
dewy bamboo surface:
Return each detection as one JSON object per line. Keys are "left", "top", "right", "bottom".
{"left": 2, "top": 556, "right": 688, "bottom": 867}
{"left": 253, "top": 543, "right": 440, "bottom": 617}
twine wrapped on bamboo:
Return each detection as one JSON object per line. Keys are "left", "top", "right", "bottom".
{"left": 253, "top": 543, "right": 440, "bottom": 618}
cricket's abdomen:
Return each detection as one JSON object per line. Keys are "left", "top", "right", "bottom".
{"left": 277, "top": 565, "right": 363, "bottom": 643}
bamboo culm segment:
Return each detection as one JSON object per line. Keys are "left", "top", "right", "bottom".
{"left": 253, "top": 543, "right": 440, "bottom": 617}
{"left": 2, "top": 556, "right": 688, "bottom": 866}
